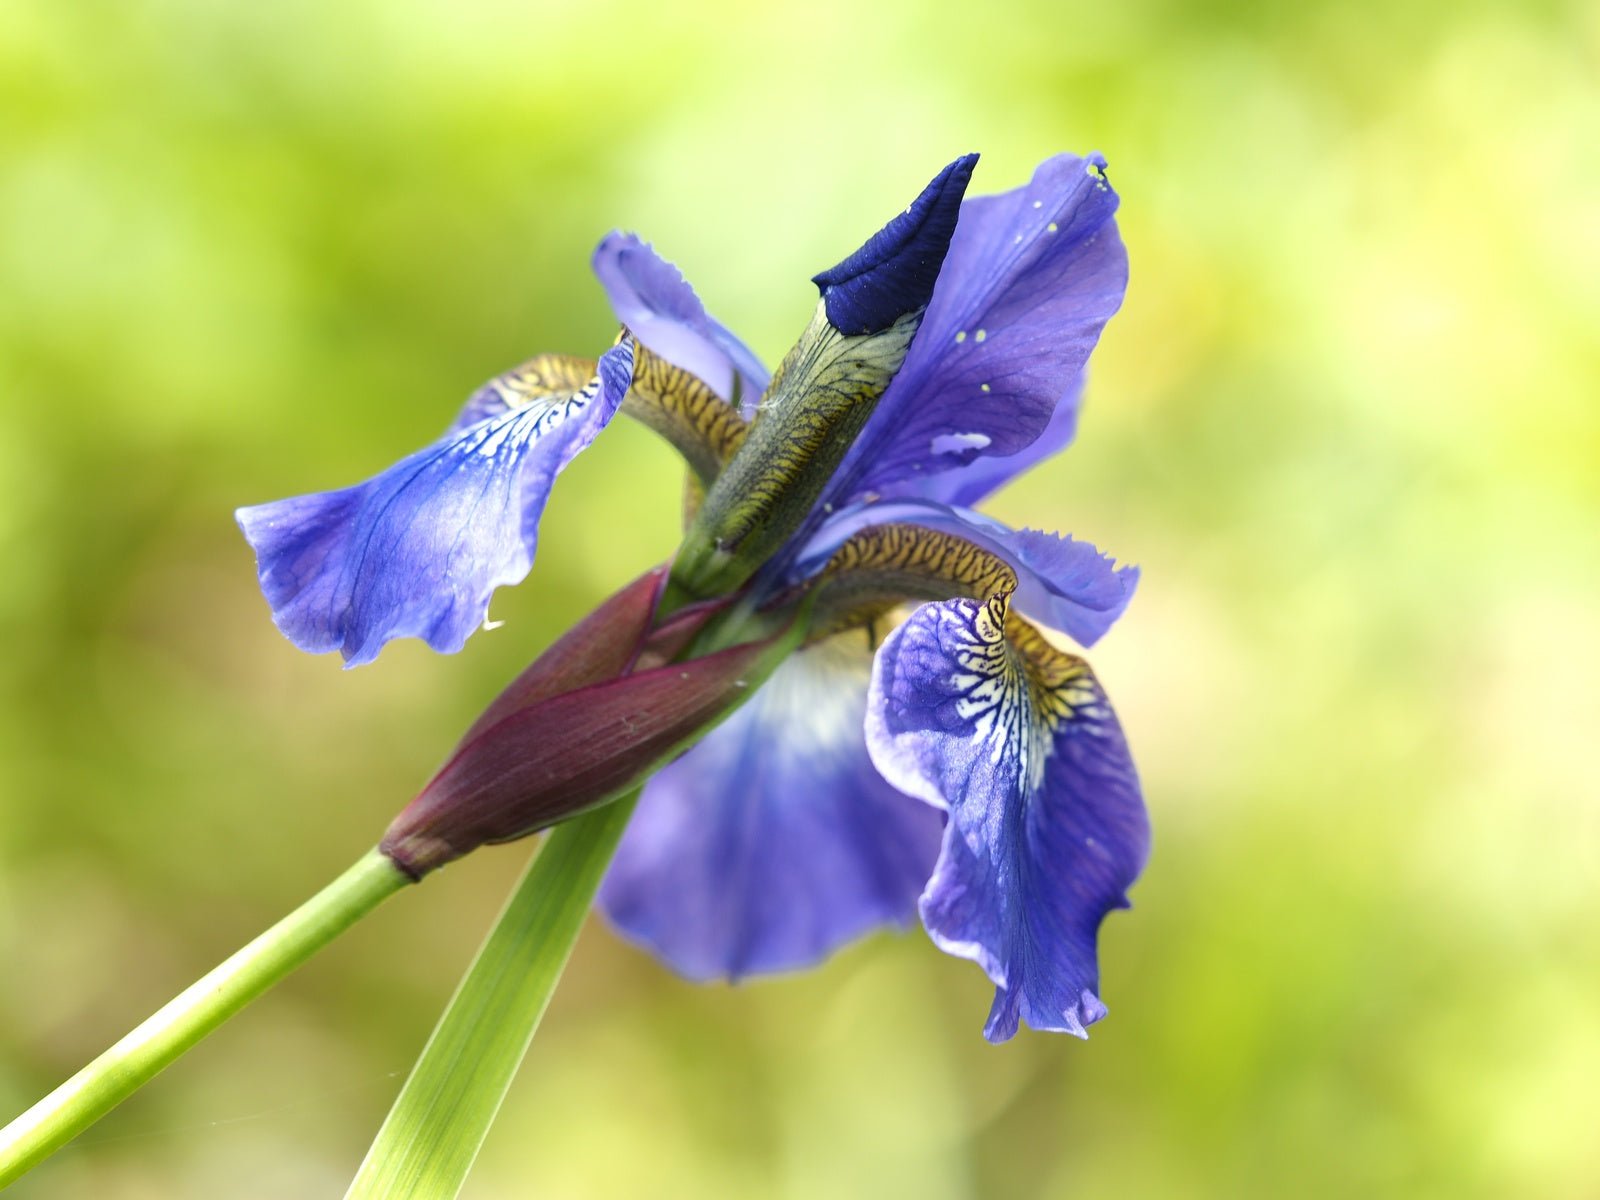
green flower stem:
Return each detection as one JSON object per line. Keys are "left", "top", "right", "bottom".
{"left": 0, "top": 849, "right": 410, "bottom": 1189}
{"left": 345, "top": 794, "right": 637, "bottom": 1200}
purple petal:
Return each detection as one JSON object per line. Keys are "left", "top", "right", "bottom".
{"left": 794, "top": 498, "right": 1138, "bottom": 648}
{"left": 237, "top": 341, "right": 634, "bottom": 665}
{"left": 822, "top": 153, "right": 1127, "bottom": 507}
{"left": 599, "top": 635, "right": 944, "bottom": 981}
{"left": 895, "top": 372, "right": 1084, "bottom": 509}
{"left": 593, "top": 232, "right": 769, "bottom": 411}
{"left": 866, "top": 599, "right": 1149, "bottom": 1042}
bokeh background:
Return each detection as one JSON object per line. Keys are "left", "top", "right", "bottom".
{"left": 2, "top": 0, "right": 1597, "bottom": 1196}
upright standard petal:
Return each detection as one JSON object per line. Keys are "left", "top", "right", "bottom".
{"left": 866, "top": 597, "right": 1149, "bottom": 1041}
{"left": 237, "top": 340, "right": 635, "bottom": 665}
{"left": 600, "top": 634, "right": 944, "bottom": 981}
{"left": 593, "top": 233, "right": 769, "bottom": 411}
{"left": 665, "top": 158, "right": 978, "bottom": 602}
{"left": 820, "top": 153, "right": 1128, "bottom": 510}
{"left": 794, "top": 498, "right": 1138, "bottom": 648}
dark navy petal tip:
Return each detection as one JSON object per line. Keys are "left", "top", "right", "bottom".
{"left": 811, "top": 153, "right": 979, "bottom": 336}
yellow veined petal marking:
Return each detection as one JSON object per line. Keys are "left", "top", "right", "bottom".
{"left": 623, "top": 340, "right": 749, "bottom": 486}
{"left": 809, "top": 523, "right": 1018, "bottom": 641}
{"left": 486, "top": 353, "right": 599, "bottom": 407}
{"left": 822, "top": 524, "right": 1103, "bottom": 790}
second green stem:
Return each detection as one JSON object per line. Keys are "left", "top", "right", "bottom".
{"left": 344, "top": 795, "right": 638, "bottom": 1200}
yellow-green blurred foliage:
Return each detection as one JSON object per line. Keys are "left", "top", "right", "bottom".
{"left": 2, "top": 0, "right": 1596, "bottom": 1196}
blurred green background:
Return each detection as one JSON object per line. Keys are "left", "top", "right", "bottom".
{"left": 2, "top": 0, "right": 1596, "bottom": 1196}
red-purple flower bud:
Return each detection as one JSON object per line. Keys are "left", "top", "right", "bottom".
{"left": 454, "top": 565, "right": 672, "bottom": 745}
{"left": 379, "top": 570, "right": 796, "bottom": 879}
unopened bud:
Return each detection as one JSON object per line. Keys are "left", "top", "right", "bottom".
{"left": 379, "top": 579, "right": 801, "bottom": 878}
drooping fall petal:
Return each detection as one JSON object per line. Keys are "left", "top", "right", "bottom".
{"left": 237, "top": 341, "right": 635, "bottom": 665}
{"left": 866, "top": 595, "right": 1148, "bottom": 1041}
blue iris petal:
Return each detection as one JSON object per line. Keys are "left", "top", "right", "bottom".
{"left": 820, "top": 153, "right": 1127, "bottom": 510}
{"left": 237, "top": 340, "right": 634, "bottom": 666}
{"left": 600, "top": 636, "right": 944, "bottom": 981}
{"left": 893, "top": 372, "right": 1085, "bottom": 509}
{"left": 794, "top": 497, "right": 1137, "bottom": 648}
{"left": 592, "top": 232, "right": 770, "bottom": 413}
{"left": 866, "top": 597, "right": 1150, "bottom": 1042}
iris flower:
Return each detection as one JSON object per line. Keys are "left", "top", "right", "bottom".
{"left": 238, "top": 152, "right": 1149, "bottom": 1041}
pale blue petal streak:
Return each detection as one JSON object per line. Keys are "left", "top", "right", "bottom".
{"left": 592, "top": 232, "right": 769, "bottom": 411}
{"left": 599, "top": 637, "right": 944, "bottom": 981}
{"left": 866, "top": 598, "right": 1149, "bottom": 1041}
{"left": 236, "top": 341, "right": 634, "bottom": 665}
{"left": 824, "top": 153, "right": 1127, "bottom": 507}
